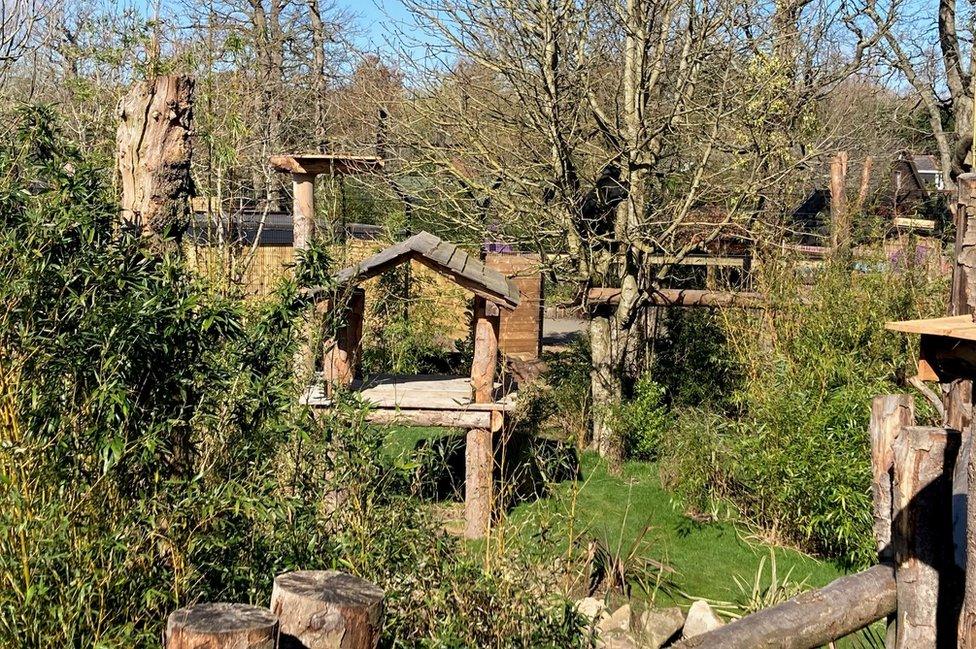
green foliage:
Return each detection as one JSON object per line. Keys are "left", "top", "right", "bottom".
{"left": 539, "top": 337, "right": 593, "bottom": 446}
{"left": 619, "top": 377, "right": 673, "bottom": 462}
{"left": 660, "top": 256, "right": 946, "bottom": 568}
{"left": 0, "top": 107, "right": 586, "bottom": 647}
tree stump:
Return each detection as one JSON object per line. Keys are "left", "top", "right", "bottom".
{"left": 116, "top": 74, "right": 194, "bottom": 248}
{"left": 165, "top": 602, "right": 278, "bottom": 649}
{"left": 270, "top": 570, "right": 384, "bottom": 649}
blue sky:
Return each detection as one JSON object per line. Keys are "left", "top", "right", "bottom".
{"left": 338, "top": 0, "right": 413, "bottom": 51}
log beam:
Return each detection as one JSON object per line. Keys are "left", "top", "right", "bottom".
{"left": 674, "top": 565, "right": 896, "bottom": 649}
{"left": 870, "top": 395, "right": 914, "bottom": 559}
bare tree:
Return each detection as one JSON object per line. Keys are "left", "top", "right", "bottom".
{"left": 390, "top": 0, "right": 888, "bottom": 464}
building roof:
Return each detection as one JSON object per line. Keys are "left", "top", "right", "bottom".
{"left": 328, "top": 231, "right": 521, "bottom": 309}
{"left": 912, "top": 154, "right": 940, "bottom": 174}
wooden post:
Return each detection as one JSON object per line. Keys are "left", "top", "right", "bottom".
{"left": 293, "top": 172, "right": 316, "bottom": 252}
{"left": 324, "top": 288, "right": 365, "bottom": 393}
{"left": 166, "top": 602, "right": 278, "bottom": 649}
{"left": 893, "top": 426, "right": 961, "bottom": 648}
{"left": 116, "top": 75, "right": 194, "bottom": 249}
{"left": 830, "top": 151, "right": 850, "bottom": 255}
{"left": 270, "top": 570, "right": 384, "bottom": 649}
{"left": 870, "top": 395, "right": 914, "bottom": 559}
{"left": 466, "top": 296, "right": 500, "bottom": 539}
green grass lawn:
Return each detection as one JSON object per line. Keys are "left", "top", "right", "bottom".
{"left": 381, "top": 426, "right": 844, "bottom": 605}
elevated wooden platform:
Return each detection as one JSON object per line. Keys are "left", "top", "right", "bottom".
{"left": 887, "top": 315, "right": 976, "bottom": 381}
{"left": 302, "top": 374, "right": 516, "bottom": 430}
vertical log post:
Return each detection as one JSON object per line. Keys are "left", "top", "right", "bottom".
{"left": 893, "top": 426, "right": 961, "bottom": 648}
{"left": 870, "top": 395, "right": 913, "bottom": 648}
{"left": 830, "top": 151, "right": 850, "bottom": 256}
{"left": 116, "top": 75, "right": 195, "bottom": 251}
{"left": 293, "top": 173, "right": 316, "bottom": 252}
{"left": 466, "top": 296, "right": 500, "bottom": 539}
{"left": 270, "top": 571, "right": 384, "bottom": 649}
{"left": 324, "top": 288, "right": 365, "bottom": 394}
{"left": 870, "top": 395, "right": 914, "bottom": 559}
{"left": 166, "top": 603, "right": 278, "bottom": 649}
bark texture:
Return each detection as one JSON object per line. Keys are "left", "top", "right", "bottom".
{"left": 465, "top": 296, "right": 500, "bottom": 539}
{"left": 117, "top": 75, "right": 194, "bottom": 248}
{"left": 869, "top": 394, "right": 914, "bottom": 558}
{"left": 165, "top": 602, "right": 278, "bottom": 649}
{"left": 893, "top": 426, "right": 961, "bottom": 648}
{"left": 270, "top": 571, "right": 384, "bottom": 649}
{"left": 674, "top": 565, "right": 896, "bottom": 648}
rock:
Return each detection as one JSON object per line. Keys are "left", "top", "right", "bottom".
{"left": 597, "top": 604, "right": 632, "bottom": 635}
{"left": 682, "top": 600, "right": 724, "bottom": 639}
{"left": 576, "top": 597, "right": 608, "bottom": 622}
{"left": 635, "top": 606, "right": 684, "bottom": 648}
{"left": 596, "top": 630, "right": 639, "bottom": 649}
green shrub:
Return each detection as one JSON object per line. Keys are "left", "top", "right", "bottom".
{"left": 619, "top": 377, "right": 673, "bottom": 461}
{"left": 660, "top": 255, "right": 946, "bottom": 568}
{"left": 0, "top": 106, "right": 586, "bottom": 647}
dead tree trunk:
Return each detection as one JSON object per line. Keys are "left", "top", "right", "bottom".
{"left": 165, "top": 603, "right": 278, "bottom": 649}
{"left": 893, "top": 426, "right": 961, "bottom": 648}
{"left": 270, "top": 571, "right": 384, "bottom": 649}
{"left": 116, "top": 75, "right": 194, "bottom": 251}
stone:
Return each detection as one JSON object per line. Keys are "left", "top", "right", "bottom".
{"left": 682, "top": 600, "right": 724, "bottom": 639}
{"left": 634, "top": 606, "right": 684, "bottom": 648}
{"left": 596, "top": 630, "right": 639, "bottom": 649}
{"left": 577, "top": 597, "right": 608, "bottom": 622}
{"left": 597, "top": 604, "right": 632, "bottom": 635}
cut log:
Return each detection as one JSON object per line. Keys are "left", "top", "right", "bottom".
{"left": 165, "top": 602, "right": 278, "bottom": 649}
{"left": 674, "top": 564, "right": 896, "bottom": 648}
{"left": 363, "top": 408, "right": 492, "bottom": 429}
{"left": 324, "top": 288, "right": 365, "bottom": 392}
{"left": 869, "top": 395, "right": 914, "bottom": 558}
{"left": 893, "top": 426, "right": 961, "bottom": 648}
{"left": 830, "top": 151, "right": 850, "bottom": 255}
{"left": 270, "top": 570, "right": 384, "bottom": 649}
{"left": 116, "top": 75, "right": 194, "bottom": 248}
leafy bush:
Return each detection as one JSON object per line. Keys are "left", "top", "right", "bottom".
{"left": 0, "top": 107, "right": 586, "bottom": 647}
{"left": 619, "top": 377, "right": 673, "bottom": 461}
{"left": 660, "top": 255, "right": 945, "bottom": 567}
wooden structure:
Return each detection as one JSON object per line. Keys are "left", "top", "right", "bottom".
{"left": 303, "top": 231, "right": 521, "bottom": 539}
{"left": 270, "top": 571, "right": 384, "bottom": 649}
{"left": 587, "top": 287, "right": 765, "bottom": 309}
{"left": 486, "top": 252, "right": 544, "bottom": 360}
{"left": 270, "top": 153, "right": 382, "bottom": 378}
{"left": 269, "top": 154, "right": 383, "bottom": 252}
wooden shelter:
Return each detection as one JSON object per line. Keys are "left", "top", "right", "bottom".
{"left": 302, "top": 231, "right": 520, "bottom": 539}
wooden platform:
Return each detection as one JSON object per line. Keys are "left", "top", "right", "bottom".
{"left": 887, "top": 315, "right": 976, "bottom": 381}
{"left": 886, "top": 315, "right": 976, "bottom": 341}
{"left": 302, "top": 374, "right": 516, "bottom": 429}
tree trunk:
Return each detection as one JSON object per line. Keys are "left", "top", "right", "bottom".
{"left": 270, "top": 571, "right": 384, "bottom": 649}
{"left": 589, "top": 310, "right": 622, "bottom": 464}
{"left": 116, "top": 75, "right": 194, "bottom": 250}
{"left": 166, "top": 603, "right": 278, "bottom": 649}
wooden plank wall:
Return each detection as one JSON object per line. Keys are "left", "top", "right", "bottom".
{"left": 486, "top": 253, "right": 543, "bottom": 360}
